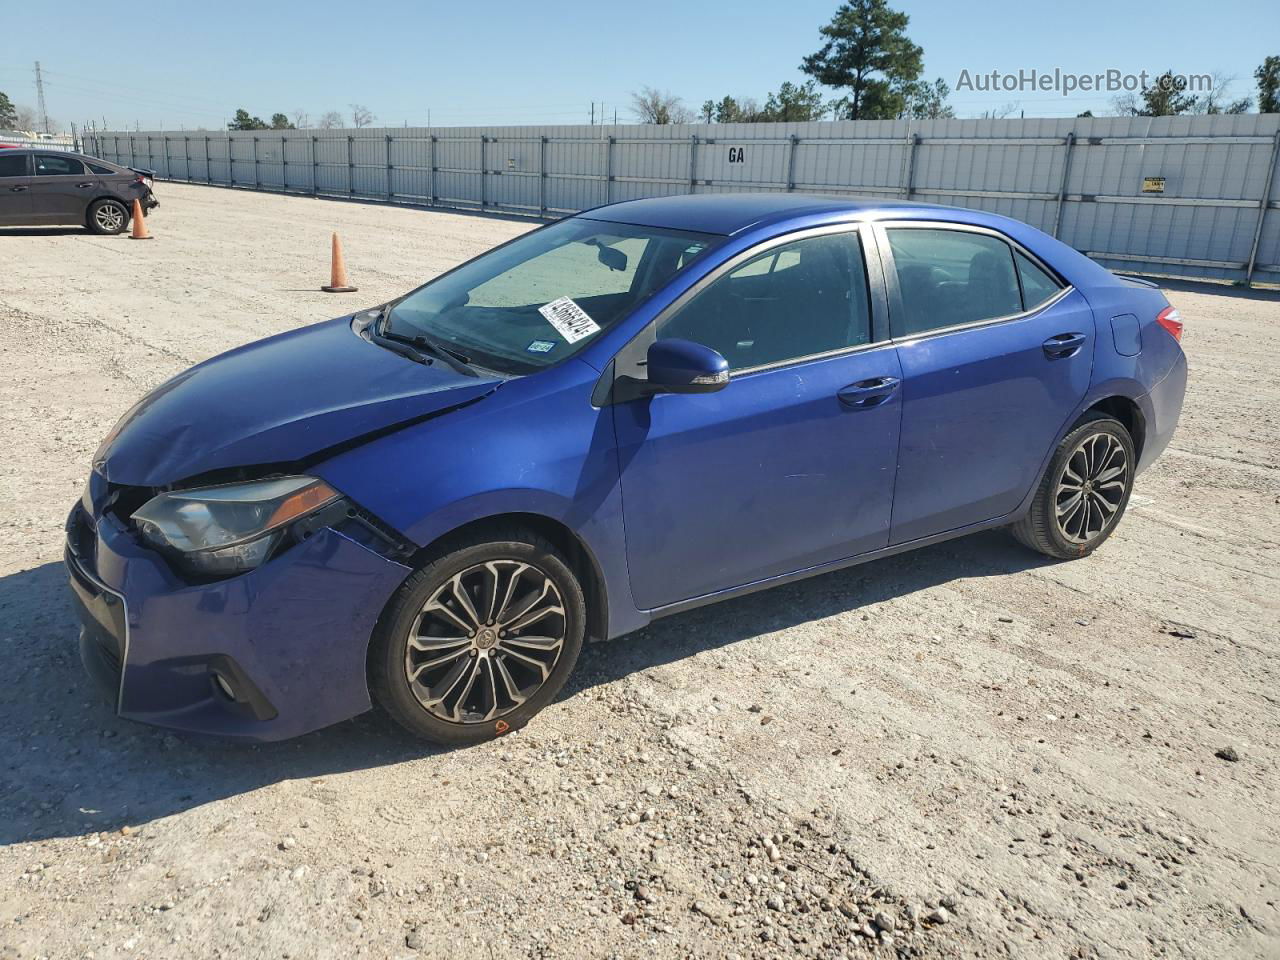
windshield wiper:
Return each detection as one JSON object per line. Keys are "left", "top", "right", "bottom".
{"left": 376, "top": 314, "right": 477, "bottom": 376}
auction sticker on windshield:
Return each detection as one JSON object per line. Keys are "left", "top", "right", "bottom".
{"left": 538, "top": 297, "right": 601, "bottom": 344}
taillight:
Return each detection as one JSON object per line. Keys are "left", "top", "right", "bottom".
{"left": 1155, "top": 306, "right": 1183, "bottom": 342}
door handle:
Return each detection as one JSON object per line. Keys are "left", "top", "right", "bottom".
{"left": 838, "top": 376, "right": 901, "bottom": 408}
{"left": 1043, "top": 332, "right": 1086, "bottom": 358}
{"left": 76, "top": 182, "right": 94, "bottom": 188}
{"left": 9, "top": 185, "right": 28, "bottom": 192}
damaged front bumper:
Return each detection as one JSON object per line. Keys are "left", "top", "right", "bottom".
{"left": 64, "top": 494, "right": 411, "bottom": 741}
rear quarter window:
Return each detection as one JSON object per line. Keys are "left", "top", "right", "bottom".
{"left": 1015, "top": 250, "right": 1063, "bottom": 309}
{"left": 87, "top": 162, "right": 117, "bottom": 175}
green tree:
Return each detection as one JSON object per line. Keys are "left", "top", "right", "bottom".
{"left": 228, "top": 108, "right": 269, "bottom": 131}
{"left": 270, "top": 113, "right": 295, "bottom": 129}
{"left": 0, "top": 91, "right": 17, "bottom": 129}
{"left": 899, "top": 77, "right": 954, "bottom": 119}
{"left": 801, "top": 0, "right": 923, "bottom": 120}
{"left": 1135, "top": 71, "right": 1197, "bottom": 116}
{"left": 761, "top": 81, "right": 828, "bottom": 121}
{"left": 1256, "top": 56, "right": 1280, "bottom": 114}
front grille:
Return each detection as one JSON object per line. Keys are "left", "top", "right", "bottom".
{"left": 103, "top": 483, "right": 153, "bottom": 530}
{"left": 66, "top": 505, "right": 98, "bottom": 576}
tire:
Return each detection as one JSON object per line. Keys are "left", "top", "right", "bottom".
{"left": 1011, "top": 412, "right": 1135, "bottom": 560}
{"left": 87, "top": 198, "right": 129, "bottom": 235}
{"left": 369, "top": 526, "right": 586, "bottom": 745}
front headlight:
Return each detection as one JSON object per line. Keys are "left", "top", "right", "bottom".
{"left": 132, "top": 476, "right": 340, "bottom": 577}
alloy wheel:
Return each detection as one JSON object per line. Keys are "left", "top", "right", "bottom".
{"left": 1055, "top": 432, "right": 1128, "bottom": 544}
{"left": 404, "top": 560, "right": 567, "bottom": 724}
{"left": 95, "top": 203, "right": 126, "bottom": 233}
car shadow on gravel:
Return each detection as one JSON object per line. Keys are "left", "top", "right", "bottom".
{"left": 566, "top": 529, "right": 1053, "bottom": 699}
{"left": 1, "top": 530, "right": 1050, "bottom": 845}
{"left": 0, "top": 227, "right": 96, "bottom": 237}
{"left": 0, "top": 561, "right": 437, "bottom": 846}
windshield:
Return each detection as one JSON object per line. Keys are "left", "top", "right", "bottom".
{"left": 384, "top": 217, "right": 718, "bottom": 374}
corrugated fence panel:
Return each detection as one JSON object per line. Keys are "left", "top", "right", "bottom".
{"left": 83, "top": 114, "right": 1280, "bottom": 282}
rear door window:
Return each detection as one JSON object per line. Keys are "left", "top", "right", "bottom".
{"left": 34, "top": 154, "right": 86, "bottom": 176}
{"left": 886, "top": 228, "right": 1023, "bottom": 337}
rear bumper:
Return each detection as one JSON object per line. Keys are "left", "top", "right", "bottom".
{"left": 64, "top": 502, "right": 410, "bottom": 741}
{"left": 1136, "top": 348, "right": 1187, "bottom": 473}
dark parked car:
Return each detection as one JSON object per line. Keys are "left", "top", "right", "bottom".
{"left": 66, "top": 194, "right": 1186, "bottom": 744}
{"left": 0, "top": 149, "right": 157, "bottom": 234}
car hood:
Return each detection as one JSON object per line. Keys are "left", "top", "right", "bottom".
{"left": 94, "top": 317, "right": 502, "bottom": 487}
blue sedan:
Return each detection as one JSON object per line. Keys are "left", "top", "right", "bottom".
{"left": 66, "top": 194, "right": 1187, "bottom": 743}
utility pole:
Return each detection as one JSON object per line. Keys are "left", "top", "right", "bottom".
{"left": 34, "top": 61, "right": 50, "bottom": 133}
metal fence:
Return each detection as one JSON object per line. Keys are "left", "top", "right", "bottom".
{"left": 84, "top": 114, "right": 1280, "bottom": 284}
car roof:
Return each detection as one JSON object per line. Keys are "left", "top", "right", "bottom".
{"left": 577, "top": 191, "right": 1122, "bottom": 292}
{"left": 577, "top": 192, "right": 989, "bottom": 237}
{"left": 1, "top": 148, "right": 120, "bottom": 166}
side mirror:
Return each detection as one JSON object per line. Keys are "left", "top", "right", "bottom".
{"left": 644, "top": 338, "right": 729, "bottom": 394}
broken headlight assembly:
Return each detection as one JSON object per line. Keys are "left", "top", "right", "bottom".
{"left": 132, "top": 476, "right": 342, "bottom": 577}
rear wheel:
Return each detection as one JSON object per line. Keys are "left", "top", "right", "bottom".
{"left": 87, "top": 198, "right": 128, "bottom": 235}
{"left": 369, "top": 527, "right": 586, "bottom": 745}
{"left": 1011, "top": 413, "right": 1135, "bottom": 560}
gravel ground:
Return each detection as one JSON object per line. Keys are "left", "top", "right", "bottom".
{"left": 1, "top": 183, "right": 1277, "bottom": 960}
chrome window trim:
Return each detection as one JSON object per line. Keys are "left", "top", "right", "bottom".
{"left": 645, "top": 221, "right": 885, "bottom": 377}
{"left": 729, "top": 337, "right": 896, "bottom": 379}
{"left": 889, "top": 285, "right": 1074, "bottom": 346}
{"left": 872, "top": 219, "right": 1074, "bottom": 345}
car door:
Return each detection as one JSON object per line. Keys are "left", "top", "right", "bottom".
{"left": 875, "top": 222, "right": 1094, "bottom": 545}
{"left": 0, "top": 151, "right": 33, "bottom": 224}
{"left": 29, "top": 153, "right": 96, "bottom": 223}
{"left": 611, "top": 225, "right": 903, "bottom": 610}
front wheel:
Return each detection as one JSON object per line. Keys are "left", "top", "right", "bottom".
{"left": 369, "top": 527, "right": 586, "bottom": 745}
{"left": 1011, "top": 413, "right": 1135, "bottom": 560}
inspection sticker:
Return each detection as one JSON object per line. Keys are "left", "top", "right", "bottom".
{"left": 538, "top": 296, "right": 601, "bottom": 344}
{"left": 526, "top": 339, "right": 557, "bottom": 354}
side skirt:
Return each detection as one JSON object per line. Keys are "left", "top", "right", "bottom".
{"left": 642, "top": 510, "right": 1023, "bottom": 624}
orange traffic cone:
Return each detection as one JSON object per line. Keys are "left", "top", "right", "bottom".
{"left": 321, "top": 232, "right": 357, "bottom": 293}
{"left": 129, "top": 198, "right": 152, "bottom": 240}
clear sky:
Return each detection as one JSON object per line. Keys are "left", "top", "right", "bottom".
{"left": 1, "top": 0, "right": 1275, "bottom": 132}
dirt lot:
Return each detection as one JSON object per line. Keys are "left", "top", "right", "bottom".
{"left": 1, "top": 183, "right": 1277, "bottom": 960}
